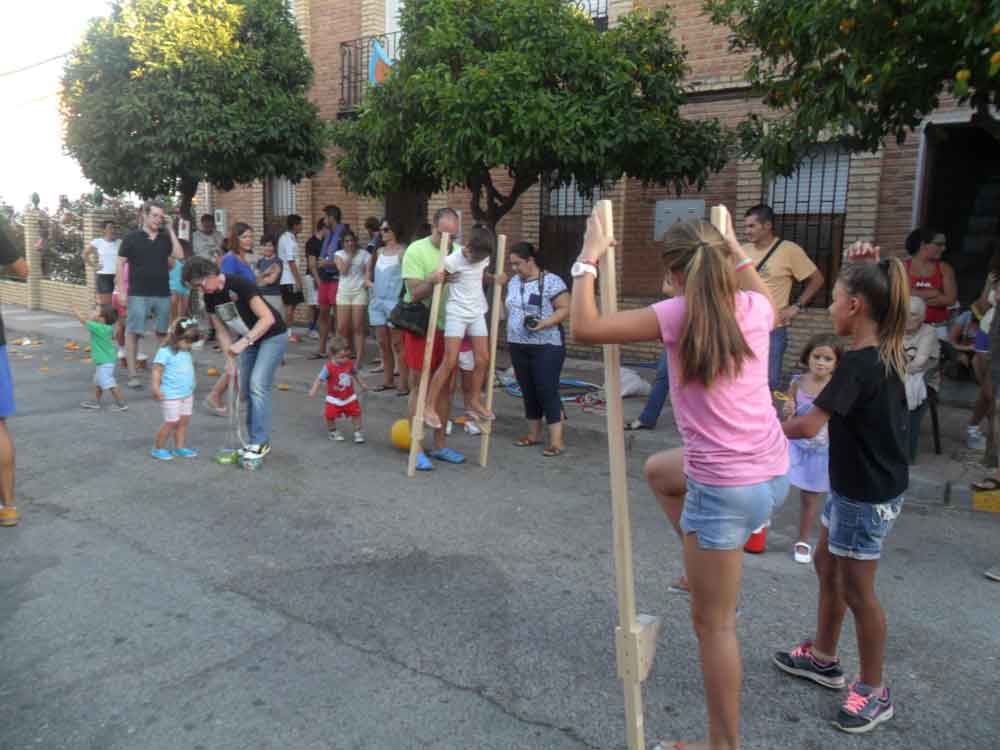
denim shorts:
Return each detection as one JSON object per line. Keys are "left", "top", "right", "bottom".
{"left": 368, "top": 296, "right": 396, "bottom": 327}
{"left": 0, "top": 346, "right": 14, "bottom": 418}
{"left": 822, "top": 492, "right": 904, "bottom": 560}
{"left": 680, "top": 474, "right": 790, "bottom": 550}
{"left": 126, "top": 295, "right": 171, "bottom": 335}
{"left": 96, "top": 274, "right": 115, "bottom": 295}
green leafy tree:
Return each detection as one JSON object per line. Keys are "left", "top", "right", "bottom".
{"left": 60, "top": 0, "right": 327, "bottom": 220}
{"left": 708, "top": 0, "right": 1000, "bottom": 176}
{"left": 332, "top": 0, "right": 731, "bottom": 227}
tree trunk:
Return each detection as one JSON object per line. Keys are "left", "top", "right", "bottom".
{"left": 178, "top": 175, "right": 199, "bottom": 223}
{"left": 469, "top": 170, "right": 537, "bottom": 231}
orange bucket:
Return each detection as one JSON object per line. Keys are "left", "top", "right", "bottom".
{"left": 744, "top": 524, "right": 768, "bottom": 554}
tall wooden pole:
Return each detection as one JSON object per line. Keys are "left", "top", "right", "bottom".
{"left": 479, "top": 234, "right": 507, "bottom": 467}
{"left": 407, "top": 232, "right": 450, "bottom": 477}
{"left": 596, "top": 200, "right": 660, "bottom": 750}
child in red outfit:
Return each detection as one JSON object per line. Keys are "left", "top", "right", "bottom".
{"left": 308, "top": 335, "right": 366, "bottom": 443}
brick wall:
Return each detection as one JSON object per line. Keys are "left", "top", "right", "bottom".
{"left": 638, "top": 0, "right": 753, "bottom": 90}
{"left": 200, "top": 0, "right": 961, "bottom": 367}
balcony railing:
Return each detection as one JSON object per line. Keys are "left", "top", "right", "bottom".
{"left": 338, "top": 3, "right": 608, "bottom": 115}
{"left": 339, "top": 31, "right": 402, "bottom": 116}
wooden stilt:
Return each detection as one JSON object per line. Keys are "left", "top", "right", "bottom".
{"left": 596, "top": 199, "right": 660, "bottom": 750}
{"left": 479, "top": 234, "right": 507, "bottom": 467}
{"left": 406, "top": 232, "right": 450, "bottom": 477}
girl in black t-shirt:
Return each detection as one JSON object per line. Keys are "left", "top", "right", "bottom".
{"left": 773, "top": 243, "right": 909, "bottom": 735}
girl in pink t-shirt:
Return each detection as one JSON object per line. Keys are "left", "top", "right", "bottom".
{"left": 570, "top": 210, "right": 787, "bottom": 750}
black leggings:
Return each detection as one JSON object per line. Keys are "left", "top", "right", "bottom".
{"left": 509, "top": 343, "right": 565, "bottom": 424}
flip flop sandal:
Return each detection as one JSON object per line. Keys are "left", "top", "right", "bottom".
{"left": 423, "top": 413, "right": 443, "bottom": 430}
{"left": 514, "top": 437, "right": 541, "bottom": 447}
{"left": 429, "top": 447, "right": 465, "bottom": 464}
{"left": 202, "top": 398, "right": 228, "bottom": 417}
{"left": 371, "top": 385, "right": 394, "bottom": 392}
{"left": 667, "top": 576, "right": 690, "bottom": 595}
{"left": 794, "top": 542, "right": 813, "bottom": 564}
{"left": 415, "top": 452, "right": 434, "bottom": 471}
{"left": 542, "top": 446, "right": 564, "bottom": 457}
{"left": 396, "top": 390, "right": 411, "bottom": 397}
{"left": 971, "top": 477, "right": 1000, "bottom": 491}
{"left": 307, "top": 352, "right": 325, "bottom": 360}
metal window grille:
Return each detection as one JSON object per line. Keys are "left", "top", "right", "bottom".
{"left": 764, "top": 145, "right": 851, "bottom": 307}
{"left": 570, "top": 0, "right": 609, "bottom": 28}
{"left": 340, "top": 32, "right": 402, "bottom": 115}
{"left": 540, "top": 177, "right": 601, "bottom": 282}
{"left": 268, "top": 176, "right": 296, "bottom": 217}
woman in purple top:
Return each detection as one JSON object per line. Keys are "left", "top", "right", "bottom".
{"left": 571, "top": 208, "right": 784, "bottom": 750}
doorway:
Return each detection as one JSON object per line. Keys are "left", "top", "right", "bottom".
{"left": 921, "top": 123, "right": 1000, "bottom": 304}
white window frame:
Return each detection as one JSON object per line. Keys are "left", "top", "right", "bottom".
{"left": 268, "top": 176, "right": 296, "bottom": 217}
{"left": 768, "top": 144, "right": 850, "bottom": 215}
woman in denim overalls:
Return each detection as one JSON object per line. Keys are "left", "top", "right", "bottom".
{"left": 366, "top": 219, "right": 409, "bottom": 393}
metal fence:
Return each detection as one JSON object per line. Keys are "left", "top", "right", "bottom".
{"left": 572, "top": 0, "right": 609, "bottom": 29}
{"left": 764, "top": 145, "right": 851, "bottom": 307}
{"left": 539, "top": 177, "right": 601, "bottom": 283}
{"left": 340, "top": 31, "right": 402, "bottom": 115}
{"left": 39, "top": 212, "right": 86, "bottom": 285}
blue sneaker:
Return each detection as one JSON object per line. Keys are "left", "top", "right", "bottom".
{"left": 832, "top": 682, "right": 894, "bottom": 734}
{"left": 151, "top": 448, "right": 173, "bottom": 461}
{"left": 172, "top": 448, "right": 198, "bottom": 458}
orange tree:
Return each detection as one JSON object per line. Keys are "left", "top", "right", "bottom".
{"left": 708, "top": 0, "right": 1000, "bottom": 176}
{"left": 61, "top": 0, "right": 327, "bottom": 221}
{"left": 332, "top": 0, "right": 731, "bottom": 228}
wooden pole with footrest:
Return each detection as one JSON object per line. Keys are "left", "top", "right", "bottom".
{"left": 406, "top": 232, "right": 450, "bottom": 477}
{"left": 595, "top": 199, "right": 660, "bottom": 750}
{"left": 478, "top": 234, "right": 507, "bottom": 467}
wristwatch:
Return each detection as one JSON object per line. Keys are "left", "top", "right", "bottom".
{"left": 571, "top": 260, "right": 598, "bottom": 278}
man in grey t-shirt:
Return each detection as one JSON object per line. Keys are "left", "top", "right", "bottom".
{"left": 192, "top": 214, "right": 223, "bottom": 259}
{"left": 190, "top": 213, "right": 223, "bottom": 325}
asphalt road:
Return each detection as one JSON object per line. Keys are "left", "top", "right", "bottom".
{"left": 1, "top": 323, "right": 998, "bottom": 750}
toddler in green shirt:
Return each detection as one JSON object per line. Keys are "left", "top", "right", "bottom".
{"left": 74, "top": 304, "right": 128, "bottom": 411}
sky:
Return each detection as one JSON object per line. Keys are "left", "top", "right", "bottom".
{"left": 1, "top": 0, "right": 113, "bottom": 212}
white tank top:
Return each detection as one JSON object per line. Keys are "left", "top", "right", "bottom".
{"left": 376, "top": 253, "right": 400, "bottom": 271}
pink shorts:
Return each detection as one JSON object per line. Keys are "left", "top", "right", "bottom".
{"left": 161, "top": 394, "right": 194, "bottom": 423}
{"left": 317, "top": 281, "right": 339, "bottom": 307}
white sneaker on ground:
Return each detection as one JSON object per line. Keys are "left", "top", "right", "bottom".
{"left": 354, "top": 431, "right": 365, "bottom": 444}
{"left": 967, "top": 427, "right": 987, "bottom": 451}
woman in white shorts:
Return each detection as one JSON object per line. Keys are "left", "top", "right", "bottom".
{"left": 334, "top": 230, "right": 371, "bottom": 366}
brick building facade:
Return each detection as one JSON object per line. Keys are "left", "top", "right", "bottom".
{"left": 202, "top": 0, "right": 996, "bottom": 368}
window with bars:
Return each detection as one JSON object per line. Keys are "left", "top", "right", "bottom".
{"left": 571, "top": 0, "right": 609, "bottom": 29}
{"left": 764, "top": 145, "right": 851, "bottom": 307}
{"left": 267, "top": 176, "right": 296, "bottom": 218}
{"left": 540, "top": 177, "right": 601, "bottom": 282}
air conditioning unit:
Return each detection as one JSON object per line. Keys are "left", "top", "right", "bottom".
{"left": 214, "top": 208, "right": 228, "bottom": 237}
